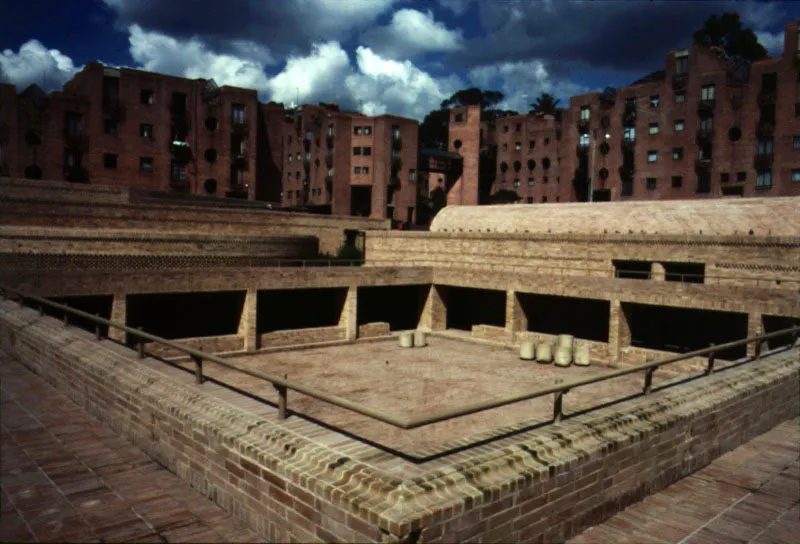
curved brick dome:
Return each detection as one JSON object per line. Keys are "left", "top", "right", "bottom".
{"left": 429, "top": 197, "right": 800, "bottom": 237}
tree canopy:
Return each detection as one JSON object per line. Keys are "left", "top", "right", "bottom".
{"left": 420, "top": 87, "right": 512, "bottom": 149}
{"left": 440, "top": 88, "right": 505, "bottom": 110}
{"left": 692, "top": 12, "right": 768, "bottom": 61}
{"left": 529, "top": 93, "right": 561, "bottom": 115}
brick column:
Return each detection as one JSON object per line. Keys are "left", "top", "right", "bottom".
{"left": 651, "top": 262, "right": 666, "bottom": 281}
{"left": 338, "top": 286, "right": 358, "bottom": 341}
{"left": 419, "top": 285, "right": 446, "bottom": 331}
{"left": 608, "top": 299, "right": 630, "bottom": 365}
{"left": 746, "top": 312, "right": 763, "bottom": 357}
{"left": 109, "top": 292, "right": 126, "bottom": 343}
{"left": 238, "top": 288, "right": 258, "bottom": 352}
{"left": 505, "top": 290, "right": 527, "bottom": 341}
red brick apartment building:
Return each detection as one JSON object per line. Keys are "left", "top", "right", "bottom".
{"left": 480, "top": 20, "right": 800, "bottom": 203}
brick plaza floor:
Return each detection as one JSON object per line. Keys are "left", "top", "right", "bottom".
{"left": 0, "top": 354, "right": 263, "bottom": 543}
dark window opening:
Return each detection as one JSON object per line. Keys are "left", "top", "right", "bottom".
{"left": 520, "top": 293, "right": 609, "bottom": 342}
{"left": 357, "top": 285, "right": 427, "bottom": 331}
{"left": 46, "top": 295, "right": 113, "bottom": 339}
{"left": 614, "top": 260, "right": 651, "bottom": 280}
{"left": 258, "top": 288, "right": 347, "bottom": 333}
{"left": 128, "top": 291, "right": 245, "bottom": 341}
{"left": 440, "top": 286, "right": 505, "bottom": 331}
{"left": 664, "top": 262, "right": 705, "bottom": 283}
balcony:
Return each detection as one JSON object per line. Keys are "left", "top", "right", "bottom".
{"left": 326, "top": 134, "right": 334, "bottom": 148}
{"left": 169, "top": 104, "right": 191, "bottom": 130}
{"left": 753, "top": 153, "right": 774, "bottom": 170}
{"left": 671, "top": 73, "right": 688, "bottom": 90}
{"left": 169, "top": 140, "right": 193, "bottom": 161}
{"left": 757, "top": 91, "right": 776, "bottom": 107}
{"left": 577, "top": 118, "right": 590, "bottom": 132}
{"left": 233, "top": 152, "right": 249, "bottom": 170}
{"left": 621, "top": 111, "right": 636, "bottom": 127}
{"left": 694, "top": 157, "right": 712, "bottom": 171}
{"left": 391, "top": 156, "right": 402, "bottom": 171}
{"left": 392, "top": 135, "right": 402, "bottom": 150}
{"left": 325, "top": 152, "right": 334, "bottom": 167}
{"left": 169, "top": 177, "right": 189, "bottom": 192}
{"left": 64, "top": 132, "right": 90, "bottom": 151}
{"left": 325, "top": 174, "right": 333, "bottom": 187}
{"left": 697, "top": 99, "right": 716, "bottom": 114}
{"left": 696, "top": 178, "right": 711, "bottom": 194}
{"left": 231, "top": 120, "right": 248, "bottom": 133}
{"left": 621, "top": 137, "right": 636, "bottom": 149}
{"left": 696, "top": 127, "right": 713, "bottom": 143}
{"left": 576, "top": 143, "right": 589, "bottom": 156}
{"left": 102, "top": 100, "right": 125, "bottom": 121}
{"left": 756, "top": 121, "right": 775, "bottom": 138}
{"left": 388, "top": 176, "right": 400, "bottom": 188}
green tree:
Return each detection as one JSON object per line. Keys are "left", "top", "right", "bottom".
{"left": 692, "top": 12, "right": 767, "bottom": 61}
{"left": 419, "top": 108, "right": 450, "bottom": 149}
{"left": 440, "top": 87, "right": 505, "bottom": 110}
{"left": 529, "top": 93, "right": 561, "bottom": 115}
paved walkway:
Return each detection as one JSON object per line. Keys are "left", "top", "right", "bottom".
{"left": 0, "top": 356, "right": 264, "bottom": 543}
{"left": 570, "top": 418, "right": 799, "bottom": 544}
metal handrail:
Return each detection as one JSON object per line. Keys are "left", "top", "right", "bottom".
{"left": 0, "top": 256, "right": 365, "bottom": 269}
{"left": 1, "top": 284, "right": 797, "bottom": 431}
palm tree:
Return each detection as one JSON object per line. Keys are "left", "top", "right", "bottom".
{"left": 529, "top": 93, "right": 560, "bottom": 115}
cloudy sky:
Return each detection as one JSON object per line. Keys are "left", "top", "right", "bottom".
{"left": 0, "top": 0, "right": 796, "bottom": 120}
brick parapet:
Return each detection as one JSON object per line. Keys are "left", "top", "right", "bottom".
{"left": 1, "top": 300, "right": 797, "bottom": 542}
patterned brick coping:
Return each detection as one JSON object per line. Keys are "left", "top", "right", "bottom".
{"left": 1, "top": 300, "right": 797, "bottom": 542}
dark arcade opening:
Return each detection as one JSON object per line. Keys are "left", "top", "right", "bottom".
{"left": 520, "top": 293, "right": 609, "bottom": 342}
{"left": 257, "top": 288, "right": 347, "bottom": 333}
{"left": 47, "top": 295, "right": 113, "bottom": 338}
{"left": 623, "top": 303, "right": 748, "bottom": 360}
{"left": 127, "top": 291, "right": 245, "bottom": 341}
{"left": 762, "top": 315, "right": 800, "bottom": 351}
{"left": 357, "top": 285, "right": 427, "bottom": 331}
{"left": 441, "top": 286, "right": 505, "bottom": 331}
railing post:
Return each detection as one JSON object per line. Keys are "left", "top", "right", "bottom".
{"left": 754, "top": 339, "right": 762, "bottom": 360}
{"left": 644, "top": 367, "right": 656, "bottom": 394}
{"left": 63, "top": 305, "right": 70, "bottom": 327}
{"left": 95, "top": 314, "right": 103, "bottom": 341}
{"left": 192, "top": 355, "right": 204, "bottom": 384}
{"left": 706, "top": 343, "right": 716, "bottom": 375}
{"left": 137, "top": 328, "right": 145, "bottom": 359}
{"left": 553, "top": 389, "right": 567, "bottom": 422}
{"left": 39, "top": 304, "right": 44, "bottom": 316}
{"left": 0, "top": 287, "right": 5, "bottom": 300}
{"left": 274, "top": 384, "right": 288, "bottom": 419}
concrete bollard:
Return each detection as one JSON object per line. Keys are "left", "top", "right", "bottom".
{"left": 414, "top": 331, "right": 428, "bottom": 347}
{"left": 535, "top": 343, "right": 553, "bottom": 364}
{"left": 574, "top": 343, "right": 591, "bottom": 366}
{"left": 519, "top": 340, "right": 535, "bottom": 360}
{"left": 554, "top": 347, "right": 572, "bottom": 367}
{"left": 557, "top": 334, "right": 574, "bottom": 351}
{"left": 399, "top": 332, "right": 414, "bottom": 348}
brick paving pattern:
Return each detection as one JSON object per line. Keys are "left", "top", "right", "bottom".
{"left": 0, "top": 355, "right": 264, "bottom": 543}
{"left": 570, "top": 418, "right": 800, "bottom": 544}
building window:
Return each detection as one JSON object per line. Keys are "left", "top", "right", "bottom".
{"left": 171, "top": 160, "right": 186, "bottom": 180}
{"left": 672, "top": 176, "right": 683, "bottom": 188}
{"left": 623, "top": 127, "right": 636, "bottom": 141}
{"left": 231, "top": 104, "right": 245, "bottom": 124}
{"left": 363, "top": 166, "right": 369, "bottom": 174}
{"left": 65, "top": 112, "right": 82, "bottom": 137}
{"left": 544, "top": 137, "right": 550, "bottom": 145}
{"left": 720, "top": 172, "right": 730, "bottom": 183}
{"left": 364, "top": 126, "right": 372, "bottom": 136}
{"left": 295, "top": 171, "right": 300, "bottom": 180}
{"left": 794, "top": 136, "right": 800, "bottom": 149}
{"left": 287, "top": 136, "right": 293, "bottom": 145}
{"left": 502, "top": 143, "right": 508, "bottom": 152}
{"left": 701, "top": 84, "right": 715, "bottom": 100}
{"left": 676, "top": 54, "right": 688, "bottom": 75}
{"left": 792, "top": 169, "right": 800, "bottom": 182}
{"left": 700, "top": 117, "right": 713, "bottom": 132}
{"left": 354, "top": 166, "right": 361, "bottom": 174}
{"left": 103, "top": 153, "right": 118, "bottom": 169}
{"left": 354, "top": 126, "right": 363, "bottom": 135}
{"left": 409, "top": 169, "right": 416, "bottom": 181}
{"left": 646, "top": 177, "right": 657, "bottom": 190}
{"left": 736, "top": 172, "right": 746, "bottom": 182}
{"left": 327, "top": 125, "right": 334, "bottom": 137}
{"left": 756, "top": 169, "right": 772, "bottom": 190}
{"left": 529, "top": 140, "right": 535, "bottom": 149}
{"left": 675, "top": 92, "right": 686, "bottom": 103}
{"left": 140, "top": 157, "right": 153, "bottom": 173}
{"left": 454, "top": 113, "right": 464, "bottom": 123}
{"left": 140, "top": 123, "right": 153, "bottom": 140}
{"left": 673, "top": 148, "right": 683, "bottom": 160}
{"left": 647, "top": 150, "right": 657, "bottom": 162}
{"left": 580, "top": 106, "right": 590, "bottom": 120}
{"left": 542, "top": 196, "right": 548, "bottom": 203}
{"left": 503, "top": 125, "right": 509, "bottom": 133}
{"left": 579, "top": 133, "right": 590, "bottom": 147}
{"left": 757, "top": 137, "right": 774, "bottom": 156}
{"left": 527, "top": 197, "right": 533, "bottom": 203}
{"left": 104, "top": 119, "right": 118, "bottom": 135}
{"left": 513, "top": 180, "right": 520, "bottom": 188}
{"left": 296, "top": 153, "right": 301, "bottom": 161}
{"left": 140, "top": 89, "right": 154, "bottom": 105}
{"left": 363, "top": 146, "right": 372, "bottom": 156}
{"left": 527, "top": 177, "right": 534, "bottom": 186}
{"left": 543, "top": 176, "right": 548, "bottom": 183}
{"left": 287, "top": 153, "right": 292, "bottom": 163}
{"left": 674, "top": 120, "right": 685, "bottom": 132}
{"left": 515, "top": 142, "right": 521, "bottom": 151}
{"left": 649, "top": 95, "right": 660, "bottom": 108}
{"left": 648, "top": 123, "right": 659, "bottom": 135}
{"left": 353, "top": 147, "right": 361, "bottom": 156}
{"left": 515, "top": 123, "right": 522, "bottom": 132}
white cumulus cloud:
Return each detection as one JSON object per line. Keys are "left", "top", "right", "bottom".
{"left": 266, "top": 41, "right": 352, "bottom": 106}
{"left": 362, "top": 9, "right": 464, "bottom": 59}
{"left": 755, "top": 31, "right": 785, "bottom": 55}
{"left": 0, "top": 40, "right": 79, "bottom": 91}
{"left": 128, "top": 25, "right": 272, "bottom": 90}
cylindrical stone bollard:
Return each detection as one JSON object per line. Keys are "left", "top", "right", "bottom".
{"left": 399, "top": 332, "right": 414, "bottom": 348}
{"left": 554, "top": 347, "right": 572, "bottom": 367}
{"left": 414, "top": 331, "right": 428, "bottom": 347}
{"left": 574, "top": 343, "right": 591, "bottom": 366}
{"left": 557, "top": 334, "right": 574, "bottom": 351}
{"left": 519, "top": 340, "right": 535, "bottom": 360}
{"left": 535, "top": 343, "right": 553, "bottom": 364}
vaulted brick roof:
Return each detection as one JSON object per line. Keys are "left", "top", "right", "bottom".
{"left": 429, "top": 197, "right": 800, "bottom": 236}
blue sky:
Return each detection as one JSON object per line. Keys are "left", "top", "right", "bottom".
{"left": 1, "top": 0, "right": 797, "bottom": 120}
